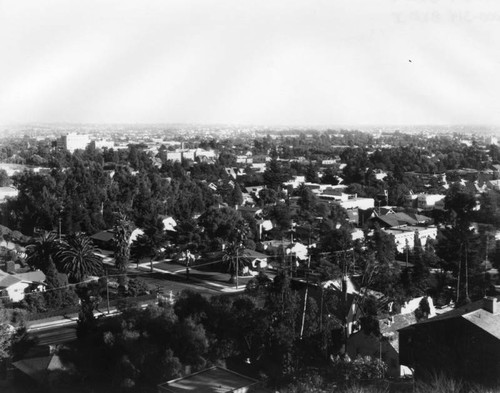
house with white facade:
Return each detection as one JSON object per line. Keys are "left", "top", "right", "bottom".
{"left": 0, "top": 270, "right": 46, "bottom": 302}
{"left": 384, "top": 226, "right": 438, "bottom": 253}
{"left": 417, "top": 194, "right": 446, "bottom": 210}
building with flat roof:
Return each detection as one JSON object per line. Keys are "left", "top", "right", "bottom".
{"left": 59, "top": 133, "right": 90, "bottom": 153}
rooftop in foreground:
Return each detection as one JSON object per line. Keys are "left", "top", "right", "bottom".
{"left": 158, "top": 366, "right": 260, "bottom": 393}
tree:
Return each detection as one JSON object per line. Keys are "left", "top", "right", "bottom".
{"left": 444, "top": 183, "right": 476, "bottom": 230}
{"left": 263, "top": 272, "right": 300, "bottom": 381}
{"left": 0, "top": 169, "right": 11, "bottom": 187}
{"left": 130, "top": 234, "right": 155, "bottom": 269}
{"left": 56, "top": 234, "right": 103, "bottom": 283}
{"left": 198, "top": 206, "right": 246, "bottom": 250}
{"left": 257, "top": 188, "right": 279, "bottom": 206}
{"left": 113, "top": 213, "right": 133, "bottom": 274}
{"left": 229, "top": 183, "right": 243, "bottom": 207}
{"left": 263, "top": 158, "right": 289, "bottom": 191}
{"left": 25, "top": 231, "right": 58, "bottom": 273}
{"left": 222, "top": 242, "right": 245, "bottom": 285}
{"left": 43, "top": 257, "right": 79, "bottom": 310}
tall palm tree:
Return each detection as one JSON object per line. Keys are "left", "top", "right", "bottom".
{"left": 56, "top": 233, "right": 103, "bottom": 283}
{"left": 222, "top": 242, "right": 241, "bottom": 284}
{"left": 113, "top": 212, "right": 133, "bottom": 273}
{"left": 25, "top": 231, "right": 58, "bottom": 273}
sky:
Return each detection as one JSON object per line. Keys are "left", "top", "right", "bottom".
{"left": 1, "top": 0, "right": 500, "bottom": 127}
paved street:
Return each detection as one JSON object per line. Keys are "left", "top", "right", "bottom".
{"left": 27, "top": 324, "right": 77, "bottom": 346}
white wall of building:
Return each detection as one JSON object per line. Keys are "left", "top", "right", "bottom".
{"left": 62, "top": 133, "right": 90, "bottom": 153}
{"left": 385, "top": 226, "right": 438, "bottom": 252}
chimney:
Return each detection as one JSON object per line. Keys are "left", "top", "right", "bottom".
{"left": 483, "top": 297, "right": 498, "bottom": 314}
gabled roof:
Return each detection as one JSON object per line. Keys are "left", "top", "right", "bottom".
{"left": 399, "top": 296, "right": 500, "bottom": 340}
{"left": 0, "top": 271, "right": 22, "bottom": 288}
{"left": 405, "top": 213, "right": 433, "bottom": 224}
{"left": 462, "top": 309, "right": 500, "bottom": 340}
{"left": 374, "top": 212, "right": 432, "bottom": 228}
{"left": 375, "top": 213, "right": 417, "bottom": 228}
{"left": 379, "top": 313, "right": 417, "bottom": 351}
{"left": 12, "top": 353, "right": 67, "bottom": 384}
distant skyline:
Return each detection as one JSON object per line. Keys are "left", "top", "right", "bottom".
{"left": 1, "top": 0, "right": 500, "bottom": 127}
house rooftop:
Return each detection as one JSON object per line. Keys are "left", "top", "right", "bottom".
{"left": 0, "top": 271, "right": 21, "bottom": 287}
{"left": 158, "top": 366, "right": 259, "bottom": 393}
{"left": 16, "top": 270, "right": 46, "bottom": 283}
{"left": 462, "top": 305, "right": 500, "bottom": 340}
{"left": 399, "top": 296, "right": 500, "bottom": 340}
{"left": 90, "top": 230, "right": 115, "bottom": 242}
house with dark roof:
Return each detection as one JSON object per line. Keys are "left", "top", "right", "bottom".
{"left": 12, "top": 345, "right": 72, "bottom": 388}
{"left": 90, "top": 229, "right": 115, "bottom": 250}
{"left": 347, "top": 313, "right": 416, "bottom": 378}
{"left": 370, "top": 212, "right": 437, "bottom": 252}
{"left": 399, "top": 296, "right": 500, "bottom": 385}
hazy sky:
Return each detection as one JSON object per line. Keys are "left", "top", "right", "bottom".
{"left": 1, "top": 0, "right": 500, "bottom": 126}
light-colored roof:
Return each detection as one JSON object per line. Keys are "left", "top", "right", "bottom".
{"left": 16, "top": 270, "right": 46, "bottom": 283}
{"left": 462, "top": 308, "right": 500, "bottom": 340}
{"left": 158, "top": 367, "right": 258, "bottom": 393}
{"left": 0, "top": 273, "right": 21, "bottom": 288}
{"left": 400, "top": 296, "right": 500, "bottom": 341}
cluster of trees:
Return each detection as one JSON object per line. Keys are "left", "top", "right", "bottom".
{"left": 57, "top": 270, "right": 355, "bottom": 391}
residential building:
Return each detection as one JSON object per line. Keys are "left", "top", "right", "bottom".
{"left": 417, "top": 194, "right": 445, "bottom": 210}
{"left": 347, "top": 313, "right": 416, "bottom": 378}
{"left": 0, "top": 186, "right": 18, "bottom": 203}
{"left": 337, "top": 194, "right": 375, "bottom": 210}
{"left": 91, "top": 139, "right": 115, "bottom": 149}
{"left": 348, "top": 296, "right": 435, "bottom": 378}
{"left": 158, "top": 366, "right": 261, "bottom": 393}
{"left": 384, "top": 226, "right": 437, "bottom": 253}
{"left": 0, "top": 270, "right": 46, "bottom": 302}
{"left": 12, "top": 345, "right": 70, "bottom": 388}
{"left": 399, "top": 296, "right": 500, "bottom": 385}
{"left": 59, "top": 133, "right": 90, "bottom": 153}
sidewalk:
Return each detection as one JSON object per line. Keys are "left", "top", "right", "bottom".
{"left": 27, "top": 302, "right": 153, "bottom": 331}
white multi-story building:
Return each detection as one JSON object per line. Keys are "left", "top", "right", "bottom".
{"left": 384, "top": 226, "right": 438, "bottom": 253}
{"left": 92, "top": 139, "right": 115, "bottom": 150}
{"left": 60, "top": 133, "right": 90, "bottom": 153}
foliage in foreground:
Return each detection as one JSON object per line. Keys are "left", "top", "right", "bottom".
{"left": 281, "top": 373, "right": 498, "bottom": 393}
{"left": 282, "top": 373, "right": 500, "bottom": 393}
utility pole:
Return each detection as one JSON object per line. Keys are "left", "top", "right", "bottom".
{"left": 58, "top": 204, "right": 64, "bottom": 242}
{"left": 299, "top": 253, "right": 311, "bottom": 339}
{"left": 105, "top": 269, "right": 110, "bottom": 314}
{"left": 235, "top": 247, "right": 239, "bottom": 289}
{"left": 405, "top": 240, "right": 409, "bottom": 269}
{"left": 465, "top": 242, "right": 469, "bottom": 301}
{"left": 456, "top": 245, "right": 462, "bottom": 304}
